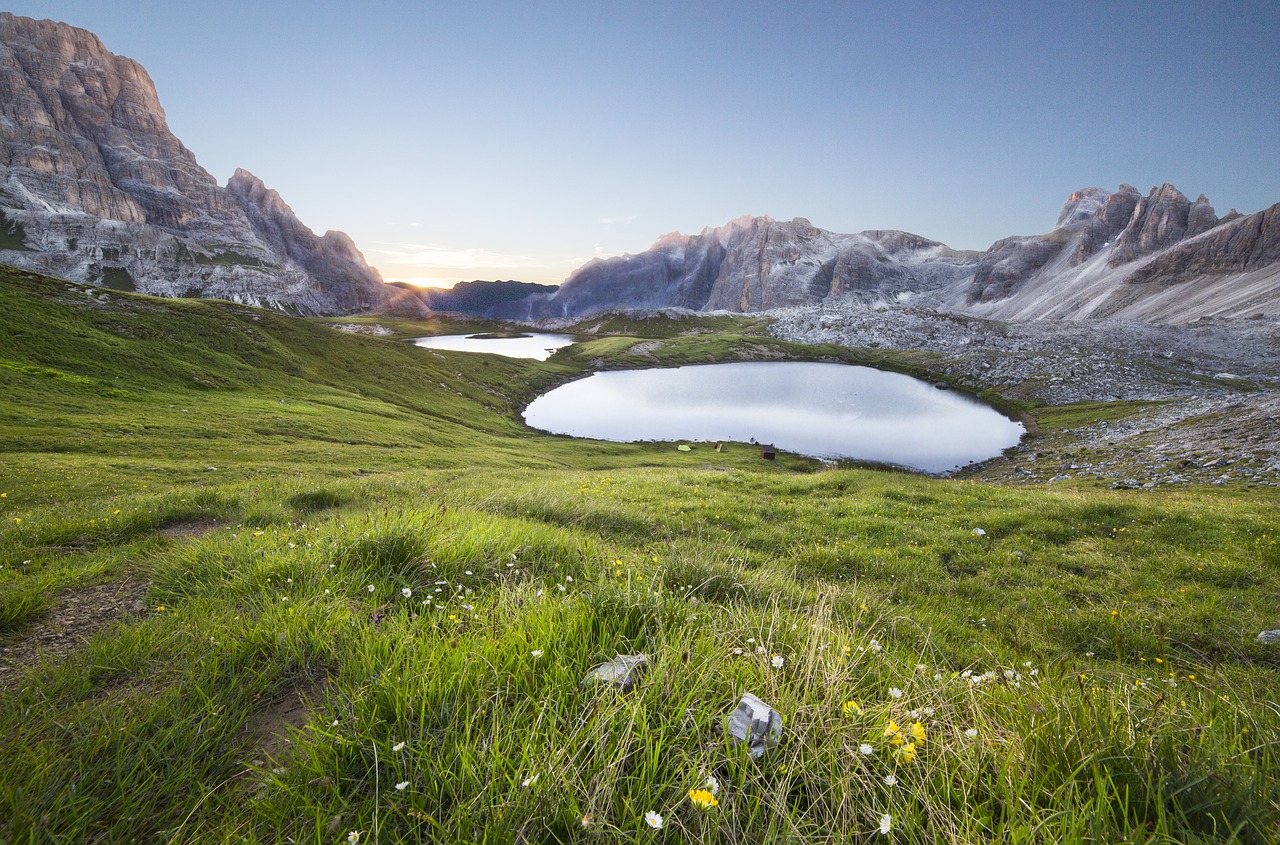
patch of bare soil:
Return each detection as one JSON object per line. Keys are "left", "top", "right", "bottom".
{"left": 0, "top": 573, "right": 151, "bottom": 688}
{"left": 160, "top": 519, "right": 221, "bottom": 540}
{"left": 241, "top": 679, "right": 328, "bottom": 763}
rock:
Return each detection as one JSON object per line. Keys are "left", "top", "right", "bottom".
{"left": 971, "top": 528, "right": 987, "bottom": 537}
{"left": 724, "top": 692, "right": 783, "bottom": 758}
{"left": 0, "top": 12, "right": 390, "bottom": 316}
{"left": 1257, "top": 630, "right": 1280, "bottom": 645}
{"left": 582, "top": 654, "right": 649, "bottom": 693}
{"left": 1109, "top": 184, "right": 1195, "bottom": 266}
{"left": 508, "top": 215, "right": 979, "bottom": 319}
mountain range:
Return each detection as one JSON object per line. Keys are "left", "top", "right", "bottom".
{"left": 2, "top": 12, "right": 1278, "bottom": 325}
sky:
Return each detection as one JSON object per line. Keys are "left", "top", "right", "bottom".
{"left": 8, "top": 1, "right": 1280, "bottom": 287}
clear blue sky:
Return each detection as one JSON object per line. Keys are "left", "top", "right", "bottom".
{"left": 9, "top": 1, "right": 1280, "bottom": 286}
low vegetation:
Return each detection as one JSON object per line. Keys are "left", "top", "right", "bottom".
{"left": 2, "top": 265, "right": 1277, "bottom": 843}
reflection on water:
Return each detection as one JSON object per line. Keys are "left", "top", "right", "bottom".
{"left": 412, "top": 333, "right": 575, "bottom": 360}
{"left": 523, "top": 362, "right": 1023, "bottom": 473}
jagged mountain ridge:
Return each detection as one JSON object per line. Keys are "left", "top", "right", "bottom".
{"left": 458, "top": 185, "right": 1280, "bottom": 324}
{"left": 947, "top": 183, "right": 1280, "bottom": 323}
{"left": 495, "top": 214, "right": 982, "bottom": 320}
{"left": 0, "top": 12, "right": 397, "bottom": 316}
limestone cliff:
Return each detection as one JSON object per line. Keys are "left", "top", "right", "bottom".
{"left": 953, "top": 183, "right": 1280, "bottom": 323}
{"left": 0, "top": 12, "right": 388, "bottom": 315}
{"left": 523, "top": 215, "right": 980, "bottom": 319}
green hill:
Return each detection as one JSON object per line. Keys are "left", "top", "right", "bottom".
{"left": 1, "top": 266, "right": 1277, "bottom": 843}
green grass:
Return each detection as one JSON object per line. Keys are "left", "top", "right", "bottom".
{"left": 1, "top": 265, "right": 1278, "bottom": 843}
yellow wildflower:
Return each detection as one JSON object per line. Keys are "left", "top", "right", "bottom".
{"left": 687, "top": 788, "right": 719, "bottom": 810}
{"left": 842, "top": 700, "right": 862, "bottom": 719}
{"left": 896, "top": 741, "right": 918, "bottom": 763}
{"left": 884, "top": 720, "right": 904, "bottom": 745}
{"left": 910, "top": 721, "right": 926, "bottom": 746}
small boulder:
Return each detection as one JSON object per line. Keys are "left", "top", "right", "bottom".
{"left": 725, "top": 692, "right": 783, "bottom": 758}
{"left": 1256, "top": 630, "right": 1280, "bottom": 645}
{"left": 582, "top": 654, "right": 649, "bottom": 693}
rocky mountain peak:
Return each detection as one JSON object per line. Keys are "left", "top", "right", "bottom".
{"left": 0, "top": 12, "right": 388, "bottom": 315}
{"left": 226, "top": 168, "right": 296, "bottom": 218}
{"left": 1056, "top": 187, "right": 1111, "bottom": 228}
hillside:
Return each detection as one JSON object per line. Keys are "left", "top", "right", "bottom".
{"left": 2, "top": 265, "right": 1279, "bottom": 843}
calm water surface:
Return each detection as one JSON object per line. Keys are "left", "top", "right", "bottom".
{"left": 524, "top": 362, "right": 1023, "bottom": 473}
{"left": 412, "top": 333, "right": 575, "bottom": 360}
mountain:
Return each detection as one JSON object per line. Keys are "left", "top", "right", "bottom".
{"left": 415, "top": 279, "right": 559, "bottom": 318}
{"left": 0, "top": 12, "right": 397, "bottom": 316}
{"left": 475, "top": 215, "right": 980, "bottom": 320}
{"left": 446, "top": 188, "right": 1280, "bottom": 325}
{"left": 947, "top": 183, "right": 1280, "bottom": 322}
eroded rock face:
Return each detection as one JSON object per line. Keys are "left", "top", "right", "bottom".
{"left": 1125, "top": 202, "right": 1280, "bottom": 285}
{"left": 531, "top": 215, "right": 979, "bottom": 318}
{"left": 1109, "top": 183, "right": 1201, "bottom": 265}
{"left": 0, "top": 12, "right": 387, "bottom": 315}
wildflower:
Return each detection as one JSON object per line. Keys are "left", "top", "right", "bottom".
{"left": 401, "top": 587, "right": 412, "bottom": 598}
{"left": 879, "top": 813, "right": 893, "bottom": 835}
{"left": 859, "top": 743, "right": 875, "bottom": 756}
{"left": 771, "top": 655, "right": 785, "bottom": 669}
{"left": 395, "top": 781, "right": 409, "bottom": 791}
{"left": 688, "top": 788, "right": 719, "bottom": 809}
{"left": 964, "top": 728, "right": 978, "bottom": 738}
{"left": 869, "top": 639, "right": 882, "bottom": 653}
{"left": 910, "top": 721, "right": 926, "bottom": 745}
{"left": 884, "top": 720, "right": 904, "bottom": 745}
{"left": 883, "top": 774, "right": 897, "bottom": 786}
{"left": 393, "top": 741, "right": 406, "bottom": 751}
{"left": 842, "top": 700, "right": 862, "bottom": 719}
{"left": 347, "top": 832, "right": 361, "bottom": 844}
{"left": 888, "top": 687, "right": 903, "bottom": 699}
{"left": 703, "top": 775, "right": 720, "bottom": 796}
{"left": 896, "top": 741, "right": 918, "bottom": 763}
{"left": 156, "top": 605, "right": 167, "bottom": 612}
{"left": 522, "top": 774, "right": 539, "bottom": 787}
{"left": 644, "top": 810, "right": 664, "bottom": 829}
{"left": 531, "top": 649, "right": 544, "bottom": 658}
{"left": 367, "top": 584, "right": 376, "bottom": 593}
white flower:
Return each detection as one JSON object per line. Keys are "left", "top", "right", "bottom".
{"left": 860, "top": 743, "right": 875, "bottom": 756}
{"left": 965, "top": 728, "right": 978, "bottom": 738}
{"left": 644, "top": 810, "right": 664, "bottom": 829}
{"left": 367, "top": 584, "right": 375, "bottom": 593}
{"left": 531, "top": 649, "right": 544, "bottom": 658}
{"left": 771, "top": 655, "right": 785, "bottom": 669}
{"left": 883, "top": 774, "right": 897, "bottom": 786}
{"left": 401, "top": 587, "right": 412, "bottom": 598}
{"left": 392, "top": 741, "right": 406, "bottom": 752}
{"left": 704, "top": 775, "right": 720, "bottom": 796}
{"left": 395, "top": 781, "right": 409, "bottom": 791}
{"left": 522, "top": 774, "right": 539, "bottom": 787}
{"left": 888, "top": 687, "right": 903, "bottom": 699}
{"left": 879, "top": 813, "right": 893, "bottom": 835}
{"left": 347, "top": 832, "right": 361, "bottom": 844}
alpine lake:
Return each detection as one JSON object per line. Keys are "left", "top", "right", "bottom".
{"left": 411, "top": 335, "right": 1023, "bottom": 473}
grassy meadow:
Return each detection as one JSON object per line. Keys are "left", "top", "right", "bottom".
{"left": 1, "top": 265, "right": 1278, "bottom": 844}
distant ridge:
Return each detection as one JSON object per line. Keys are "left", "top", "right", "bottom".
{"left": 437, "top": 189, "right": 1280, "bottom": 325}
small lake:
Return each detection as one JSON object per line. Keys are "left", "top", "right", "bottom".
{"left": 523, "top": 361, "right": 1024, "bottom": 473}
{"left": 412, "top": 332, "right": 575, "bottom": 360}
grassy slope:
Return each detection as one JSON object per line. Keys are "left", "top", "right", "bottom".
{"left": 1, "top": 266, "right": 1277, "bottom": 844}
